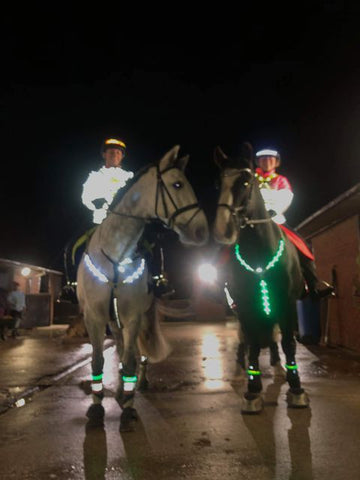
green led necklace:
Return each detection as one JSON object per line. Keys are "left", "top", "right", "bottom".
{"left": 234, "top": 239, "right": 285, "bottom": 315}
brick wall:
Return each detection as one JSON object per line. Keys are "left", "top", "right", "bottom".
{"left": 310, "top": 215, "right": 360, "bottom": 352}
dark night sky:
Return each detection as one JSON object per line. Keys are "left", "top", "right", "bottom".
{"left": 2, "top": 4, "right": 360, "bottom": 273}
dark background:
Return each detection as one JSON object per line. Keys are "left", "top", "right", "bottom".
{"left": 1, "top": 3, "right": 360, "bottom": 278}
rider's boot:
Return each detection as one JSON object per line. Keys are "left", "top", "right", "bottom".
{"left": 299, "top": 254, "right": 335, "bottom": 300}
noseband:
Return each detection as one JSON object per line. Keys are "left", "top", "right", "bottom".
{"left": 217, "top": 167, "right": 272, "bottom": 229}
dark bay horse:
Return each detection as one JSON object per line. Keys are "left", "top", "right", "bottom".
{"left": 213, "top": 143, "right": 309, "bottom": 413}
{"left": 77, "top": 146, "right": 209, "bottom": 429}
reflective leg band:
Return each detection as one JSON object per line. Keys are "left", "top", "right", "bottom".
{"left": 285, "top": 364, "right": 298, "bottom": 370}
{"left": 91, "top": 382, "right": 103, "bottom": 392}
{"left": 247, "top": 369, "right": 261, "bottom": 376}
{"left": 92, "top": 373, "right": 104, "bottom": 393}
{"left": 122, "top": 375, "right": 137, "bottom": 392}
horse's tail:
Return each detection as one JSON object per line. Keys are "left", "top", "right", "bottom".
{"left": 137, "top": 299, "right": 172, "bottom": 363}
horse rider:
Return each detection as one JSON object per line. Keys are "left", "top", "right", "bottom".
{"left": 255, "top": 148, "right": 334, "bottom": 300}
{"left": 81, "top": 137, "right": 134, "bottom": 225}
{"left": 74, "top": 137, "right": 174, "bottom": 297}
{"left": 67, "top": 137, "right": 134, "bottom": 279}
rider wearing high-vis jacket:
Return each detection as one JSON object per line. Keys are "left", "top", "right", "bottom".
{"left": 255, "top": 148, "right": 334, "bottom": 300}
{"left": 82, "top": 138, "right": 134, "bottom": 224}
{"left": 255, "top": 148, "right": 293, "bottom": 225}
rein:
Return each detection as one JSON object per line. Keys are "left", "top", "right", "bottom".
{"left": 108, "top": 164, "right": 201, "bottom": 229}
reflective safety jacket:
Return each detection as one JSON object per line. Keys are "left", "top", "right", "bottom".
{"left": 82, "top": 166, "right": 134, "bottom": 224}
{"left": 255, "top": 167, "right": 293, "bottom": 225}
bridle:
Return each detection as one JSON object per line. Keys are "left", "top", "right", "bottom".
{"left": 217, "top": 167, "right": 273, "bottom": 229}
{"left": 108, "top": 164, "right": 202, "bottom": 229}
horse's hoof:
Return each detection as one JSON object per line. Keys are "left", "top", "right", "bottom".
{"left": 286, "top": 388, "right": 309, "bottom": 408}
{"left": 241, "top": 393, "right": 264, "bottom": 414}
{"left": 120, "top": 407, "right": 138, "bottom": 432}
{"left": 86, "top": 404, "right": 105, "bottom": 426}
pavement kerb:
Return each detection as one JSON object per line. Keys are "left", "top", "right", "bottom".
{"left": 0, "top": 333, "right": 115, "bottom": 416}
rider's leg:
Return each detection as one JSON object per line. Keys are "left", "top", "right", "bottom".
{"left": 298, "top": 252, "right": 334, "bottom": 300}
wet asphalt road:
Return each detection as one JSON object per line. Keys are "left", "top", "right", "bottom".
{"left": 0, "top": 320, "right": 360, "bottom": 479}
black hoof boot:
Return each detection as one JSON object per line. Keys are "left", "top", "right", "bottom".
{"left": 86, "top": 404, "right": 105, "bottom": 427}
{"left": 120, "top": 407, "right": 138, "bottom": 432}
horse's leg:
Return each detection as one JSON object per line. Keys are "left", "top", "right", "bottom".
{"left": 236, "top": 342, "right": 247, "bottom": 369}
{"left": 233, "top": 321, "right": 247, "bottom": 381}
{"left": 281, "top": 327, "right": 309, "bottom": 408}
{"left": 241, "top": 342, "right": 264, "bottom": 413}
{"left": 137, "top": 354, "right": 149, "bottom": 391}
{"left": 269, "top": 337, "right": 286, "bottom": 378}
{"left": 84, "top": 311, "right": 107, "bottom": 422}
{"left": 116, "top": 315, "right": 141, "bottom": 431}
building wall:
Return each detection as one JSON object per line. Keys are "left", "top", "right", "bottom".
{"left": 310, "top": 215, "right": 360, "bottom": 352}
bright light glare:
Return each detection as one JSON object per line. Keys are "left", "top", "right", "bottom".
{"left": 197, "top": 263, "right": 218, "bottom": 284}
{"left": 21, "top": 267, "right": 31, "bottom": 277}
{"left": 201, "top": 333, "right": 224, "bottom": 390}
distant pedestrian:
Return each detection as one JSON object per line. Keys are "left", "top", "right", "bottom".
{"left": 7, "top": 281, "right": 26, "bottom": 338}
{"left": 0, "top": 287, "right": 10, "bottom": 340}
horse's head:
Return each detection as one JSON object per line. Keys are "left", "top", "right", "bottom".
{"left": 213, "top": 142, "right": 258, "bottom": 244}
{"left": 155, "top": 146, "right": 209, "bottom": 246}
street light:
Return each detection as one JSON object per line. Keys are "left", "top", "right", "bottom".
{"left": 21, "top": 267, "right": 31, "bottom": 277}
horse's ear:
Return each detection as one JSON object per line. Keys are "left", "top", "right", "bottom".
{"left": 214, "top": 146, "right": 228, "bottom": 169}
{"left": 159, "top": 145, "right": 180, "bottom": 171}
{"left": 176, "top": 154, "right": 189, "bottom": 172}
{"left": 241, "top": 142, "right": 254, "bottom": 169}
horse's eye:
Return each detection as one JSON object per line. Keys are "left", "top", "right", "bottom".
{"left": 173, "top": 181, "right": 183, "bottom": 189}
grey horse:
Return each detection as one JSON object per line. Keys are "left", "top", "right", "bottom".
{"left": 77, "top": 146, "right": 209, "bottom": 430}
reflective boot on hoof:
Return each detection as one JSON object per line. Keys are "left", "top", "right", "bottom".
{"left": 241, "top": 392, "right": 264, "bottom": 414}
{"left": 286, "top": 388, "right": 309, "bottom": 408}
{"left": 120, "top": 407, "right": 138, "bottom": 432}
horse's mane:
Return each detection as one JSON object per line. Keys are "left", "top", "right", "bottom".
{"left": 110, "top": 163, "right": 154, "bottom": 209}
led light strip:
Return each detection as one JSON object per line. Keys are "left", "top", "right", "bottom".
{"left": 234, "top": 239, "right": 285, "bottom": 316}
{"left": 85, "top": 253, "right": 145, "bottom": 285}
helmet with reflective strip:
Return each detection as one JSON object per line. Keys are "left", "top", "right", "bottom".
{"left": 255, "top": 148, "right": 281, "bottom": 166}
{"left": 101, "top": 138, "right": 126, "bottom": 154}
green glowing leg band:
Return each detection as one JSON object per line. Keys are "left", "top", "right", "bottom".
{"left": 122, "top": 375, "right": 137, "bottom": 392}
{"left": 285, "top": 364, "right": 298, "bottom": 370}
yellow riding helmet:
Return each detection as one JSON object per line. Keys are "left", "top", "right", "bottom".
{"left": 102, "top": 138, "right": 127, "bottom": 155}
